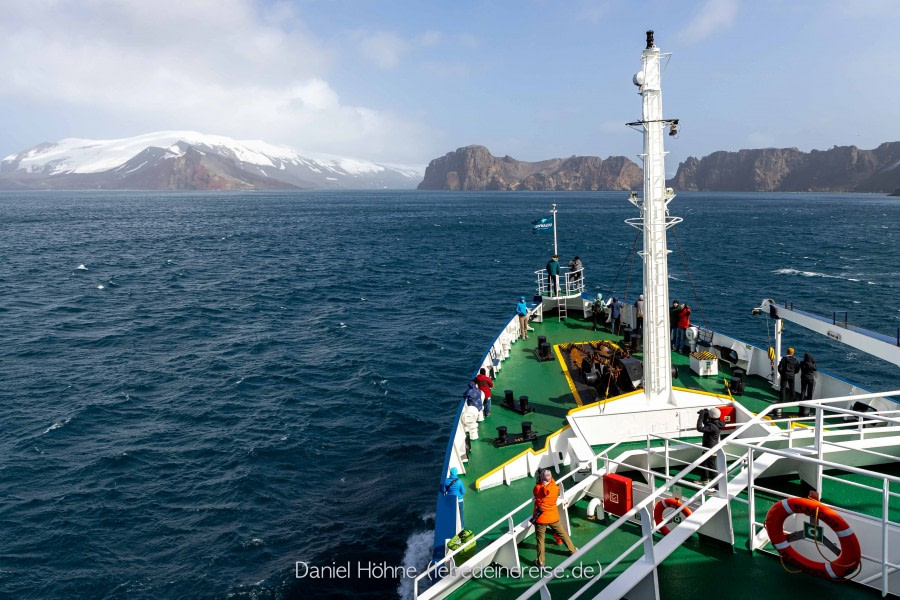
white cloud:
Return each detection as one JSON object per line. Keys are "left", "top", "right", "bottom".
{"left": 356, "top": 31, "right": 410, "bottom": 70}
{"left": 676, "top": 0, "right": 739, "bottom": 45}
{"left": 0, "top": 0, "right": 431, "bottom": 162}
{"left": 417, "top": 30, "right": 444, "bottom": 46}
{"left": 574, "top": 0, "right": 617, "bottom": 24}
{"left": 456, "top": 33, "right": 480, "bottom": 49}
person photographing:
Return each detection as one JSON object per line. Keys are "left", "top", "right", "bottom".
{"left": 531, "top": 468, "right": 577, "bottom": 567}
{"left": 696, "top": 407, "right": 724, "bottom": 491}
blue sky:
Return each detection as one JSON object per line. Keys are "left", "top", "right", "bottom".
{"left": 2, "top": 0, "right": 899, "bottom": 171}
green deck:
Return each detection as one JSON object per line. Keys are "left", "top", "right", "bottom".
{"left": 445, "top": 313, "right": 887, "bottom": 599}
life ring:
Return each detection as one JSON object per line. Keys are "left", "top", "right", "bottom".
{"left": 764, "top": 497, "right": 861, "bottom": 580}
{"left": 653, "top": 497, "right": 692, "bottom": 535}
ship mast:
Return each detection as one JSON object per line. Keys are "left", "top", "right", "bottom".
{"left": 626, "top": 31, "right": 682, "bottom": 405}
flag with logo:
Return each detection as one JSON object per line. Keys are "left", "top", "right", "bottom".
{"left": 532, "top": 216, "right": 553, "bottom": 234}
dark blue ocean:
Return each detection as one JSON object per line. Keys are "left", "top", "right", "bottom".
{"left": 1, "top": 190, "right": 898, "bottom": 599}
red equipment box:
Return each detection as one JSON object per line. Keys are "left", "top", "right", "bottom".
{"left": 603, "top": 473, "right": 633, "bottom": 517}
{"left": 718, "top": 404, "right": 736, "bottom": 429}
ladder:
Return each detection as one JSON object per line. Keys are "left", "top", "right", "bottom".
{"left": 558, "top": 296, "right": 567, "bottom": 321}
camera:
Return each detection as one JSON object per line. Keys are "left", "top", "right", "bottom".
{"left": 698, "top": 408, "right": 709, "bottom": 420}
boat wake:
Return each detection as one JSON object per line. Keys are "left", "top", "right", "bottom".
{"left": 397, "top": 518, "right": 435, "bottom": 600}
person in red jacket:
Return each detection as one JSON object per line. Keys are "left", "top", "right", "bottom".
{"left": 474, "top": 368, "right": 493, "bottom": 418}
{"left": 674, "top": 304, "right": 691, "bottom": 354}
{"left": 532, "top": 468, "right": 577, "bottom": 567}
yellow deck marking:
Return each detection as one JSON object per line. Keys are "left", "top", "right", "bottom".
{"left": 474, "top": 425, "right": 571, "bottom": 491}
{"left": 553, "top": 343, "right": 583, "bottom": 407}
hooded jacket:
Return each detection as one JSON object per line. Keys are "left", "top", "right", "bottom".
{"left": 443, "top": 467, "right": 465, "bottom": 499}
{"left": 532, "top": 476, "right": 561, "bottom": 524}
{"left": 800, "top": 354, "right": 817, "bottom": 379}
{"left": 516, "top": 300, "right": 528, "bottom": 316}
{"left": 677, "top": 306, "right": 691, "bottom": 329}
{"left": 463, "top": 381, "right": 483, "bottom": 411}
{"left": 696, "top": 412, "right": 724, "bottom": 448}
{"left": 474, "top": 373, "right": 493, "bottom": 398}
{"left": 778, "top": 354, "right": 799, "bottom": 378}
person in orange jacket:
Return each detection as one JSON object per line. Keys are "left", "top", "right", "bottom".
{"left": 531, "top": 468, "right": 577, "bottom": 567}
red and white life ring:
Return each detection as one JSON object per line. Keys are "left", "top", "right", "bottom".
{"left": 764, "top": 497, "right": 861, "bottom": 580}
{"left": 653, "top": 497, "right": 692, "bottom": 535}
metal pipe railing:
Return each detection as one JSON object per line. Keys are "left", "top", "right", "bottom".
{"left": 517, "top": 389, "right": 900, "bottom": 599}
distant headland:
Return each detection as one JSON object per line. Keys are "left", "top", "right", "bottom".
{"left": 420, "top": 142, "right": 900, "bottom": 193}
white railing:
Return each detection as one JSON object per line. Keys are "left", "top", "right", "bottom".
{"left": 535, "top": 267, "right": 585, "bottom": 297}
{"left": 516, "top": 390, "right": 900, "bottom": 599}
{"left": 413, "top": 434, "right": 632, "bottom": 599}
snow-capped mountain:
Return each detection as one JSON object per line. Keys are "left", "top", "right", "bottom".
{"left": 0, "top": 131, "right": 423, "bottom": 190}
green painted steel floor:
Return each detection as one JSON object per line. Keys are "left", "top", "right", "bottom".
{"left": 446, "top": 314, "right": 887, "bottom": 599}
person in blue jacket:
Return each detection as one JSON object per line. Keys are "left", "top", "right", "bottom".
{"left": 442, "top": 467, "right": 466, "bottom": 527}
{"left": 464, "top": 380, "right": 483, "bottom": 412}
{"left": 546, "top": 255, "right": 560, "bottom": 296}
{"left": 609, "top": 297, "right": 623, "bottom": 335}
{"left": 516, "top": 296, "right": 530, "bottom": 340}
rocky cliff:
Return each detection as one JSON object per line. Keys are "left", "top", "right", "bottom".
{"left": 417, "top": 145, "right": 642, "bottom": 191}
{"left": 670, "top": 143, "right": 900, "bottom": 192}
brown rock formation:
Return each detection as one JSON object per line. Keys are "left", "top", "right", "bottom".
{"left": 670, "top": 143, "right": 900, "bottom": 192}
{"left": 418, "top": 145, "right": 642, "bottom": 191}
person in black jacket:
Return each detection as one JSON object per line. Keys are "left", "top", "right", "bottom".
{"left": 799, "top": 353, "right": 817, "bottom": 418}
{"left": 696, "top": 407, "right": 724, "bottom": 489}
{"left": 775, "top": 347, "right": 800, "bottom": 419}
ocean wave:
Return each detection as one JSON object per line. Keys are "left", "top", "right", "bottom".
{"left": 397, "top": 529, "right": 434, "bottom": 600}
{"left": 42, "top": 417, "right": 71, "bottom": 435}
{"left": 772, "top": 268, "right": 840, "bottom": 279}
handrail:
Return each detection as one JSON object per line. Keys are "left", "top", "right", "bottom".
{"left": 516, "top": 389, "right": 900, "bottom": 599}
{"left": 413, "top": 432, "right": 633, "bottom": 591}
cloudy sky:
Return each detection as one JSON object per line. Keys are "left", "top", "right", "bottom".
{"left": 2, "top": 0, "right": 899, "bottom": 170}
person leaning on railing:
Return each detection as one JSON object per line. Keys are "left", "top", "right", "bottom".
{"left": 516, "top": 296, "right": 530, "bottom": 340}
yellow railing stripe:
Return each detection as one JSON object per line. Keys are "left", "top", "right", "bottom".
{"left": 474, "top": 425, "right": 571, "bottom": 491}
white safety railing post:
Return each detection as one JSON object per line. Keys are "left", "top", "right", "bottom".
{"left": 882, "top": 478, "right": 890, "bottom": 596}
{"left": 815, "top": 406, "right": 824, "bottom": 494}
{"left": 748, "top": 448, "right": 756, "bottom": 551}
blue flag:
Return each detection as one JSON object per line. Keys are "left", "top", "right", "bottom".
{"left": 532, "top": 216, "right": 553, "bottom": 234}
